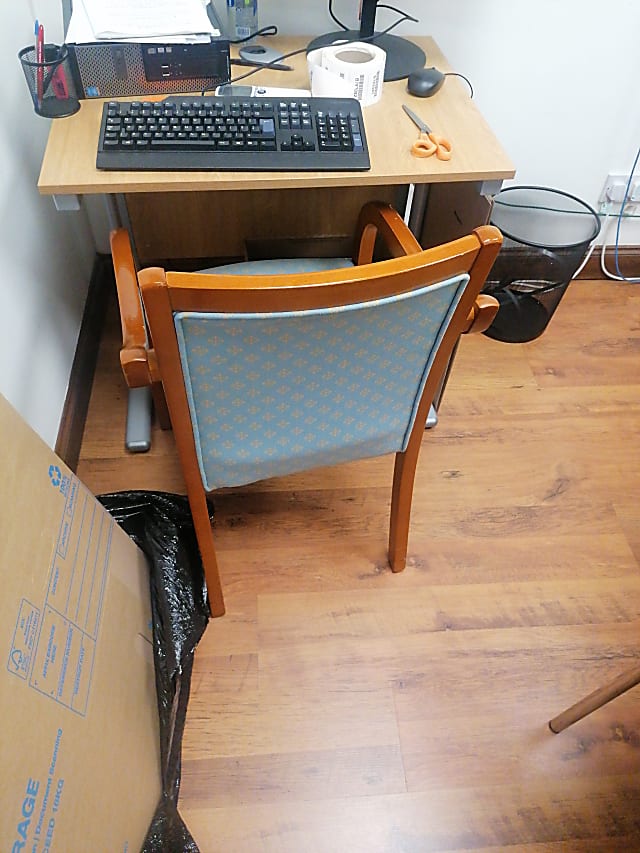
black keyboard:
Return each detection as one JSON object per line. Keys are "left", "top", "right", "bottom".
{"left": 96, "top": 95, "right": 370, "bottom": 172}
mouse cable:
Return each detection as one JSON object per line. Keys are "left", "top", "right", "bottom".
{"left": 227, "top": 25, "right": 278, "bottom": 45}
{"left": 444, "top": 72, "right": 473, "bottom": 98}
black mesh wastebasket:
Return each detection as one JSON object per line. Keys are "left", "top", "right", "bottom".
{"left": 483, "top": 186, "right": 601, "bottom": 343}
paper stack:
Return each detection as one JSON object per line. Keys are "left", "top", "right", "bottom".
{"left": 66, "top": 0, "right": 220, "bottom": 44}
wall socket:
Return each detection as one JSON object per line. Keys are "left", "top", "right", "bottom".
{"left": 600, "top": 172, "right": 640, "bottom": 207}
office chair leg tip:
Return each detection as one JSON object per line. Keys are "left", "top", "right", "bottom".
{"left": 206, "top": 592, "right": 226, "bottom": 618}
{"left": 389, "top": 554, "right": 407, "bottom": 573}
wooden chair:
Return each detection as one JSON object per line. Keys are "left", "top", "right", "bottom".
{"left": 137, "top": 201, "right": 502, "bottom": 616}
{"left": 110, "top": 228, "right": 172, "bottom": 445}
{"left": 549, "top": 663, "right": 640, "bottom": 733}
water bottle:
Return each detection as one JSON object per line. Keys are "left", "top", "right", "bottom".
{"left": 227, "top": 0, "right": 259, "bottom": 40}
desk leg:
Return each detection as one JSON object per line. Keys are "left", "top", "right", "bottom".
{"left": 405, "top": 185, "right": 438, "bottom": 428}
{"left": 407, "top": 184, "right": 430, "bottom": 237}
{"left": 412, "top": 182, "right": 496, "bottom": 427}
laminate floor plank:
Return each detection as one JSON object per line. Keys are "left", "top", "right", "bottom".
{"left": 180, "top": 775, "right": 640, "bottom": 852}
{"left": 77, "top": 280, "right": 640, "bottom": 851}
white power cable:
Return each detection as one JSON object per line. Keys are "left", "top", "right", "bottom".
{"left": 599, "top": 210, "right": 640, "bottom": 282}
{"left": 571, "top": 234, "right": 598, "bottom": 279}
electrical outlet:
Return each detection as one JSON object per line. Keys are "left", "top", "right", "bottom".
{"left": 600, "top": 172, "right": 635, "bottom": 206}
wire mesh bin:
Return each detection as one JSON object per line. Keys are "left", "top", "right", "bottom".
{"left": 19, "top": 43, "right": 80, "bottom": 118}
{"left": 483, "top": 186, "right": 601, "bottom": 343}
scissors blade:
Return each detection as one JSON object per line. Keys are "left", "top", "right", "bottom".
{"left": 402, "top": 104, "right": 429, "bottom": 133}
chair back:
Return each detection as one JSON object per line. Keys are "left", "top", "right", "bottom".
{"left": 174, "top": 273, "right": 468, "bottom": 489}
{"left": 139, "top": 224, "right": 502, "bottom": 494}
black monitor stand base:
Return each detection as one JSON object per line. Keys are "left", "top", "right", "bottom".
{"left": 306, "top": 32, "right": 426, "bottom": 82}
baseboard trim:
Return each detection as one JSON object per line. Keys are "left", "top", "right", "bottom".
{"left": 55, "top": 254, "right": 113, "bottom": 471}
{"left": 577, "top": 247, "right": 640, "bottom": 280}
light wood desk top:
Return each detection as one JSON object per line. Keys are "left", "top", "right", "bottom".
{"left": 38, "top": 37, "right": 515, "bottom": 196}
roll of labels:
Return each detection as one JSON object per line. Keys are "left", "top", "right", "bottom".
{"left": 307, "top": 42, "right": 386, "bottom": 107}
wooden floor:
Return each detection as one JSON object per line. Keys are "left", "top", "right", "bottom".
{"left": 78, "top": 280, "right": 640, "bottom": 852}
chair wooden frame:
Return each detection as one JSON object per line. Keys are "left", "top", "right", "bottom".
{"left": 110, "top": 228, "right": 171, "bottom": 429}
{"left": 138, "top": 202, "right": 502, "bottom": 616}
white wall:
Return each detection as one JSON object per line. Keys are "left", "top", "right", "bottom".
{"left": 255, "top": 0, "right": 640, "bottom": 242}
{"left": 3, "top": 0, "right": 639, "bottom": 444}
{"left": 0, "top": 0, "right": 94, "bottom": 447}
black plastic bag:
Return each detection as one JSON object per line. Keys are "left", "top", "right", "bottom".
{"left": 98, "top": 491, "right": 210, "bottom": 853}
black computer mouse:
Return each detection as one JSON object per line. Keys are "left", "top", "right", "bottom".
{"left": 407, "top": 67, "right": 445, "bottom": 97}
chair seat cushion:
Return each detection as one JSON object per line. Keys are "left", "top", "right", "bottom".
{"left": 199, "top": 257, "right": 354, "bottom": 276}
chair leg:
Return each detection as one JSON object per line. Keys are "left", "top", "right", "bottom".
{"left": 548, "top": 663, "right": 640, "bottom": 733}
{"left": 187, "top": 488, "right": 226, "bottom": 617}
{"left": 388, "top": 447, "right": 420, "bottom": 572}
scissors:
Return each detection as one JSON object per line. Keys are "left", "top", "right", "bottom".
{"left": 402, "top": 104, "right": 453, "bottom": 161}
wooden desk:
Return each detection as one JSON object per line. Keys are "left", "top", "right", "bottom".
{"left": 38, "top": 37, "right": 515, "bottom": 263}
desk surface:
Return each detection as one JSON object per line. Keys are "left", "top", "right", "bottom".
{"left": 38, "top": 37, "right": 515, "bottom": 195}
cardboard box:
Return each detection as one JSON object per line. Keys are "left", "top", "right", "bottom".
{"left": 0, "top": 395, "right": 161, "bottom": 851}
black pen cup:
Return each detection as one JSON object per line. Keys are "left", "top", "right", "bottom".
{"left": 19, "top": 43, "right": 80, "bottom": 118}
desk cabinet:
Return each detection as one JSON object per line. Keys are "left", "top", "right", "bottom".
{"left": 126, "top": 185, "right": 405, "bottom": 264}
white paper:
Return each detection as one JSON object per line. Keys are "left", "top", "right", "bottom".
{"left": 66, "top": 0, "right": 218, "bottom": 44}
{"left": 78, "top": 0, "right": 215, "bottom": 39}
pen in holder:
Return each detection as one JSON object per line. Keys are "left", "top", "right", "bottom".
{"left": 19, "top": 43, "right": 80, "bottom": 118}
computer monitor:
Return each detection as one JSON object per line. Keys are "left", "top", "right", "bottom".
{"left": 307, "top": 0, "right": 426, "bottom": 82}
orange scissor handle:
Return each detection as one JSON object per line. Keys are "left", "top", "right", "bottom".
{"left": 412, "top": 132, "right": 453, "bottom": 161}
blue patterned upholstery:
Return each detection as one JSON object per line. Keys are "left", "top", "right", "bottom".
{"left": 174, "top": 273, "right": 469, "bottom": 491}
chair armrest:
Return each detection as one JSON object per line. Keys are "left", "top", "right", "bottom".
{"left": 462, "top": 293, "right": 500, "bottom": 334}
{"left": 353, "top": 201, "right": 423, "bottom": 265}
{"left": 110, "top": 228, "right": 151, "bottom": 388}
